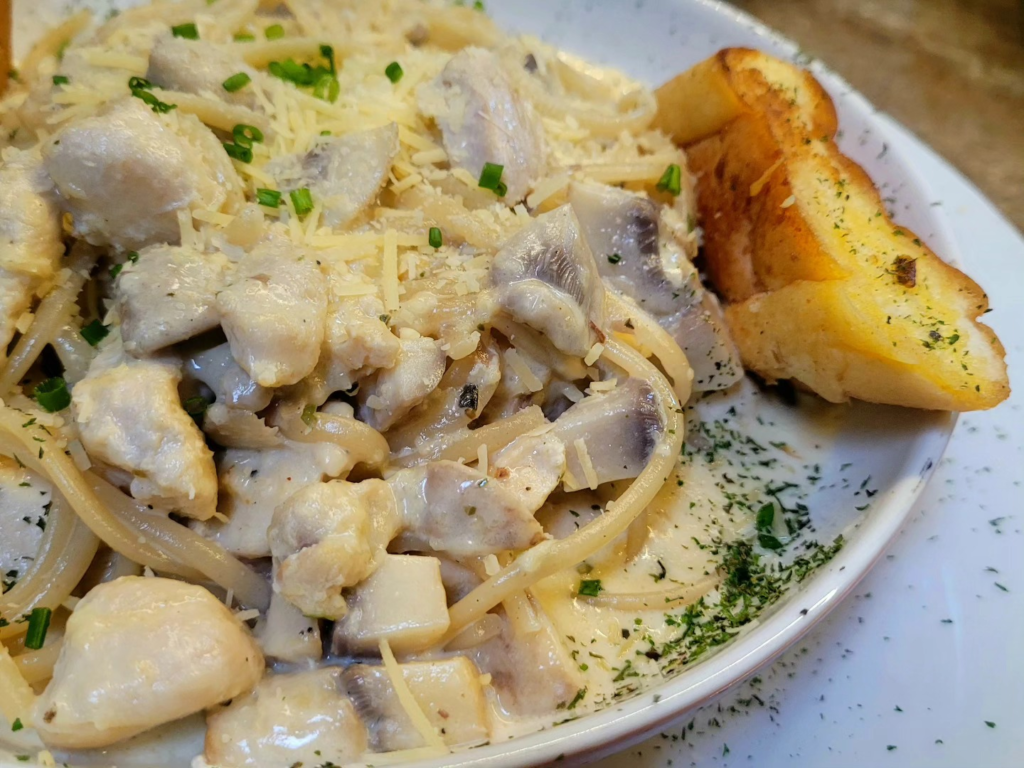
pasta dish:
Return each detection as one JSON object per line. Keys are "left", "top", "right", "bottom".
{"left": 1, "top": 1, "right": 995, "bottom": 766}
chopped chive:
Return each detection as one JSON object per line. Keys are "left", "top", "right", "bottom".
{"left": 320, "top": 130, "right": 332, "bottom": 136}
{"left": 312, "top": 73, "right": 340, "bottom": 103}
{"left": 171, "top": 22, "right": 199, "bottom": 40}
{"left": 607, "top": 253, "right": 622, "bottom": 264}
{"left": 183, "top": 396, "right": 209, "bottom": 424}
{"left": 80, "top": 320, "right": 110, "bottom": 347}
{"left": 385, "top": 61, "right": 403, "bottom": 83}
{"left": 428, "top": 226, "right": 443, "bottom": 249}
{"left": 52, "top": 74, "right": 69, "bottom": 86}
{"left": 478, "top": 162, "right": 504, "bottom": 195}
{"left": 578, "top": 579, "right": 603, "bottom": 597}
{"left": 222, "top": 72, "right": 251, "bottom": 92}
{"left": 233, "top": 32, "right": 255, "bottom": 42}
{"left": 264, "top": 23, "right": 285, "bottom": 40}
{"left": 656, "top": 163, "right": 682, "bottom": 196}
{"left": 320, "top": 44, "right": 336, "bottom": 75}
{"left": 24, "top": 607, "right": 51, "bottom": 650}
{"left": 128, "top": 76, "right": 152, "bottom": 90}
{"left": 232, "top": 123, "right": 264, "bottom": 147}
{"left": 11, "top": 718, "right": 23, "bottom": 732}
{"left": 223, "top": 142, "right": 253, "bottom": 163}
{"left": 34, "top": 378, "right": 70, "bottom": 413}
{"left": 129, "top": 77, "right": 176, "bottom": 113}
{"left": 256, "top": 188, "right": 282, "bottom": 208}
{"left": 300, "top": 403, "right": 317, "bottom": 426}
{"left": 290, "top": 187, "right": 314, "bottom": 216}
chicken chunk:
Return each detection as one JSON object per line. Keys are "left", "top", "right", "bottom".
{"left": 490, "top": 432, "right": 566, "bottom": 513}
{"left": 147, "top": 34, "right": 263, "bottom": 110}
{"left": 569, "top": 180, "right": 742, "bottom": 391}
{"left": 42, "top": 97, "right": 244, "bottom": 251}
{"left": 388, "top": 461, "right": 545, "bottom": 556}
{"left": 267, "top": 124, "right": 399, "bottom": 229}
{"left": 357, "top": 335, "right": 447, "bottom": 431}
{"left": 254, "top": 592, "right": 322, "bottom": 664}
{"left": 552, "top": 378, "right": 664, "bottom": 490}
{"left": 268, "top": 479, "right": 398, "bottom": 619}
{"left": 218, "top": 239, "right": 328, "bottom": 387}
{"left": 116, "top": 244, "right": 232, "bottom": 356}
{"left": 418, "top": 47, "right": 545, "bottom": 202}
{"left": 344, "top": 657, "right": 490, "bottom": 751}
{"left": 71, "top": 354, "right": 218, "bottom": 520}
{"left": 33, "top": 576, "right": 263, "bottom": 750}
{"left": 194, "top": 440, "right": 351, "bottom": 558}
{"left": 0, "top": 149, "right": 64, "bottom": 359}
{"left": 204, "top": 668, "right": 367, "bottom": 768}
{"left": 490, "top": 205, "right": 605, "bottom": 357}
{"left": 332, "top": 554, "right": 450, "bottom": 654}
{"left": 317, "top": 293, "right": 400, "bottom": 396}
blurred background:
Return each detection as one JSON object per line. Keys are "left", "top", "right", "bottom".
{"left": 733, "top": 0, "right": 1024, "bottom": 231}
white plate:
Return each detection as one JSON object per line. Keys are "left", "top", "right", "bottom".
{"left": 5, "top": 1, "right": 969, "bottom": 766}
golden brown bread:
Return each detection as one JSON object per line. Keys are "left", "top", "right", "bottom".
{"left": 654, "top": 48, "right": 1009, "bottom": 411}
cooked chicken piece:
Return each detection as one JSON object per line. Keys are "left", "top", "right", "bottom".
{"left": 418, "top": 47, "right": 545, "bottom": 202}
{"left": 317, "top": 293, "right": 400, "bottom": 397}
{"left": 268, "top": 479, "right": 398, "bottom": 619}
{"left": 388, "top": 460, "right": 545, "bottom": 556}
{"left": 71, "top": 353, "right": 218, "bottom": 520}
{"left": 147, "top": 34, "right": 263, "bottom": 109}
{"left": 0, "top": 149, "right": 64, "bottom": 361}
{"left": 569, "top": 180, "right": 742, "bottom": 391}
{"left": 116, "top": 244, "right": 231, "bottom": 357}
{"left": 386, "top": 336, "right": 501, "bottom": 455}
{"left": 332, "top": 554, "right": 450, "bottom": 654}
{"left": 267, "top": 124, "right": 399, "bottom": 229}
{"left": 186, "top": 342, "right": 280, "bottom": 449}
{"left": 0, "top": 458, "right": 51, "bottom": 584}
{"left": 194, "top": 441, "right": 351, "bottom": 558}
{"left": 33, "top": 576, "right": 263, "bottom": 750}
{"left": 469, "top": 604, "right": 584, "bottom": 717}
{"left": 254, "top": 591, "right": 322, "bottom": 664}
{"left": 490, "top": 205, "right": 604, "bottom": 356}
{"left": 42, "top": 98, "right": 244, "bottom": 251}
{"left": 552, "top": 378, "right": 663, "bottom": 490}
{"left": 205, "top": 668, "right": 367, "bottom": 768}
{"left": 357, "top": 335, "right": 447, "bottom": 431}
{"left": 218, "top": 239, "right": 328, "bottom": 388}
{"left": 344, "top": 656, "right": 490, "bottom": 750}
{"left": 490, "top": 432, "right": 566, "bottom": 512}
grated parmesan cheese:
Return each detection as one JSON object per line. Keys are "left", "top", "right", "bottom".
{"left": 476, "top": 443, "right": 488, "bottom": 475}
{"left": 574, "top": 438, "right": 600, "bottom": 490}
{"left": 382, "top": 229, "right": 400, "bottom": 312}
{"left": 378, "top": 639, "right": 448, "bottom": 752}
{"left": 504, "top": 349, "right": 543, "bottom": 393}
{"left": 584, "top": 342, "right": 605, "bottom": 366}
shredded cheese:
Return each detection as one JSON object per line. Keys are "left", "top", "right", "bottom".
{"left": 504, "top": 349, "right": 543, "bottom": 393}
{"left": 526, "top": 173, "right": 570, "bottom": 209}
{"left": 584, "top": 342, "right": 605, "bottom": 366}
{"left": 574, "top": 438, "right": 600, "bottom": 490}
{"left": 750, "top": 158, "right": 785, "bottom": 197}
{"left": 382, "top": 229, "right": 400, "bottom": 312}
{"left": 476, "top": 443, "right": 488, "bottom": 475}
{"left": 378, "top": 639, "right": 447, "bottom": 752}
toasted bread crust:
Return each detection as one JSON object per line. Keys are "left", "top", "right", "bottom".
{"left": 656, "top": 49, "right": 1009, "bottom": 410}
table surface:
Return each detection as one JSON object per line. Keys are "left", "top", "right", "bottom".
{"left": 595, "top": 114, "right": 1024, "bottom": 768}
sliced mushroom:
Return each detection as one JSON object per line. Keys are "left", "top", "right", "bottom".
{"left": 318, "top": 293, "right": 400, "bottom": 398}
{"left": 268, "top": 479, "right": 399, "bottom": 620}
{"left": 343, "top": 656, "right": 490, "bottom": 751}
{"left": 385, "top": 335, "right": 501, "bottom": 455}
{"left": 490, "top": 205, "right": 604, "bottom": 357}
{"left": 417, "top": 47, "right": 545, "bottom": 202}
{"left": 331, "top": 554, "right": 450, "bottom": 654}
{"left": 357, "top": 335, "right": 447, "bottom": 432}
{"left": 204, "top": 668, "right": 368, "bottom": 768}
{"left": 117, "top": 244, "right": 231, "bottom": 357}
{"left": 147, "top": 34, "right": 263, "bottom": 110}
{"left": 388, "top": 461, "right": 545, "bottom": 556}
{"left": 489, "top": 431, "right": 566, "bottom": 513}
{"left": 267, "top": 124, "right": 399, "bottom": 229}
{"left": 551, "top": 378, "right": 663, "bottom": 490}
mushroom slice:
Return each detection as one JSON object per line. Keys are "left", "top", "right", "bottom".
{"left": 385, "top": 335, "right": 501, "bottom": 455}
{"left": 490, "top": 205, "right": 604, "bottom": 357}
{"left": 117, "top": 244, "right": 231, "bottom": 357}
{"left": 42, "top": 97, "right": 243, "bottom": 251}
{"left": 357, "top": 335, "right": 447, "bottom": 432}
{"left": 551, "top": 378, "right": 663, "bottom": 490}
{"left": 268, "top": 479, "right": 399, "bottom": 620}
{"left": 267, "top": 124, "right": 399, "bottom": 229}
{"left": 388, "top": 461, "right": 545, "bottom": 556}
{"left": 332, "top": 554, "right": 450, "bottom": 654}
{"left": 205, "top": 668, "right": 368, "bottom": 768}
{"left": 217, "top": 238, "right": 328, "bottom": 388}
{"left": 343, "top": 656, "right": 490, "bottom": 751}
{"left": 147, "top": 34, "right": 263, "bottom": 110}
{"left": 417, "top": 47, "right": 545, "bottom": 203}
{"left": 490, "top": 431, "right": 566, "bottom": 514}
{"left": 33, "top": 576, "right": 263, "bottom": 750}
